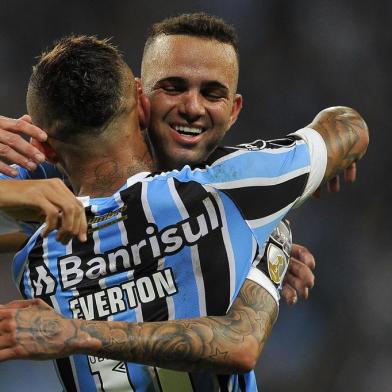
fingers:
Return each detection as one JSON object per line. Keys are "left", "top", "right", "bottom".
{"left": 344, "top": 162, "right": 356, "bottom": 183}
{"left": 284, "top": 258, "right": 315, "bottom": 299}
{"left": 312, "top": 187, "right": 322, "bottom": 198}
{"left": 37, "top": 180, "right": 87, "bottom": 244}
{"left": 0, "top": 160, "right": 19, "bottom": 177}
{"left": 291, "top": 244, "right": 316, "bottom": 270}
{"left": 281, "top": 284, "right": 298, "bottom": 306}
{"left": 327, "top": 176, "right": 340, "bottom": 193}
{"left": 0, "top": 116, "right": 47, "bottom": 174}
{"left": 0, "top": 299, "right": 36, "bottom": 310}
{"left": 314, "top": 162, "right": 357, "bottom": 197}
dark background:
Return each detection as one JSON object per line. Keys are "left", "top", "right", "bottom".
{"left": 0, "top": 1, "right": 390, "bottom": 391}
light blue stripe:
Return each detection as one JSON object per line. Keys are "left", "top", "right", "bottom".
{"left": 153, "top": 143, "right": 310, "bottom": 186}
{"left": 12, "top": 229, "right": 41, "bottom": 284}
{"left": 72, "top": 354, "right": 97, "bottom": 392}
{"left": 146, "top": 180, "right": 200, "bottom": 319}
{"left": 0, "top": 162, "right": 63, "bottom": 180}
{"left": 126, "top": 363, "right": 156, "bottom": 391}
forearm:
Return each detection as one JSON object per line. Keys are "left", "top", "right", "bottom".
{"left": 74, "top": 280, "right": 277, "bottom": 373}
{"left": 308, "top": 106, "right": 369, "bottom": 180}
{"left": 1, "top": 282, "right": 277, "bottom": 371}
{"left": 0, "top": 180, "right": 43, "bottom": 221}
{"left": 0, "top": 231, "right": 28, "bottom": 253}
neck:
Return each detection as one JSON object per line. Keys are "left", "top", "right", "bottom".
{"left": 59, "top": 134, "right": 154, "bottom": 198}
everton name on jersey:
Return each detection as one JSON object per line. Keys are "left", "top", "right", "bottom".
{"left": 12, "top": 129, "right": 327, "bottom": 392}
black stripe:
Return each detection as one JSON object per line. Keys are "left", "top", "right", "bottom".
{"left": 220, "top": 173, "right": 309, "bottom": 221}
{"left": 27, "top": 239, "right": 59, "bottom": 303}
{"left": 152, "top": 367, "right": 164, "bottom": 392}
{"left": 173, "top": 179, "right": 231, "bottom": 316}
{"left": 55, "top": 358, "right": 78, "bottom": 392}
{"left": 239, "top": 374, "right": 246, "bottom": 391}
{"left": 120, "top": 183, "right": 169, "bottom": 321}
{"left": 65, "top": 206, "right": 107, "bottom": 318}
{"left": 217, "top": 374, "right": 230, "bottom": 392}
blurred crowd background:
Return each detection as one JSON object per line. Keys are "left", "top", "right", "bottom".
{"left": 0, "top": 1, "right": 390, "bottom": 391}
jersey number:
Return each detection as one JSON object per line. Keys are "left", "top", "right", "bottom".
{"left": 88, "top": 356, "right": 193, "bottom": 391}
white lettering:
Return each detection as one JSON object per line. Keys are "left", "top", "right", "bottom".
{"left": 136, "top": 277, "right": 156, "bottom": 303}
{"left": 86, "top": 257, "right": 107, "bottom": 280}
{"left": 122, "top": 281, "right": 137, "bottom": 308}
{"left": 161, "top": 228, "right": 183, "bottom": 253}
{"left": 78, "top": 294, "right": 96, "bottom": 320}
{"left": 68, "top": 269, "right": 178, "bottom": 320}
{"left": 182, "top": 214, "right": 208, "bottom": 243}
{"left": 108, "top": 249, "right": 131, "bottom": 273}
{"left": 32, "top": 265, "right": 56, "bottom": 296}
{"left": 130, "top": 240, "right": 147, "bottom": 266}
{"left": 153, "top": 269, "right": 177, "bottom": 297}
{"left": 61, "top": 256, "right": 83, "bottom": 289}
{"left": 107, "top": 286, "right": 126, "bottom": 314}
{"left": 95, "top": 291, "right": 110, "bottom": 318}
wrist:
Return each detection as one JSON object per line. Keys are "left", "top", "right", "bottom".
{"left": 70, "top": 319, "right": 102, "bottom": 355}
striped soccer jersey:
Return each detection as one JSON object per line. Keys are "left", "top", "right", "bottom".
{"left": 11, "top": 128, "right": 327, "bottom": 392}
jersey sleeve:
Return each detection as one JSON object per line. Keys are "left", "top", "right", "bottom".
{"left": 184, "top": 128, "right": 327, "bottom": 248}
{"left": 246, "top": 267, "right": 280, "bottom": 309}
{"left": 290, "top": 128, "right": 328, "bottom": 206}
{"left": 0, "top": 162, "right": 64, "bottom": 180}
{"left": 190, "top": 129, "right": 326, "bottom": 216}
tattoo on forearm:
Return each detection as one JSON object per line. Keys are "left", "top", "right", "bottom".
{"left": 13, "top": 304, "right": 80, "bottom": 359}
{"left": 311, "top": 107, "right": 369, "bottom": 179}
{"left": 10, "top": 282, "right": 276, "bottom": 371}
{"left": 78, "top": 280, "right": 277, "bottom": 372}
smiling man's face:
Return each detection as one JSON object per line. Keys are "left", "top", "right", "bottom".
{"left": 141, "top": 34, "right": 242, "bottom": 169}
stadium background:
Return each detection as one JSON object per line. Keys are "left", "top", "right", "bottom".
{"left": 0, "top": 1, "right": 390, "bottom": 391}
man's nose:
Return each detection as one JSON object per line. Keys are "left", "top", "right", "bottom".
{"left": 179, "top": 90, "right": 205, "bottom": 121}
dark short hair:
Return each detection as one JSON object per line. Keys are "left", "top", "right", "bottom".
{"left": 28, "top": 35, "right": 130, "bottom": 141}
{"left": 144, "top": 12, "right": 239, "bottom": 63}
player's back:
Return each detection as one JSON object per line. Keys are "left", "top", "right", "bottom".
{"left": 13, "top": 169, "right": 258, "bottom": 391}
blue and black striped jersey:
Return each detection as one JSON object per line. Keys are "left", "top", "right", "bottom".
{"left": 11, "top": 129, "right": 327, "bottom": 392}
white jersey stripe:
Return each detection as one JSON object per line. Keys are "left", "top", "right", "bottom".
{"left": 114, "top": 192, "right": 128, "bottom": 246}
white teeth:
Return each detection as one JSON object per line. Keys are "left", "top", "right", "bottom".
{"left": 173, "top": 125, "right": 203, "bottom": 135}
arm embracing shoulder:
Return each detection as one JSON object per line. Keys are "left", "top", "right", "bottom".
{"left": 308, "top": 106, "right": 369, "bottom": 181}
{"left": 0, "top": 280, "right": 277, "bottom": 374}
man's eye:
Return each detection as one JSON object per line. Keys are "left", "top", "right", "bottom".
{"left": 205, "top": 92, "right": 224, "bottom": 100}
{"left": 162, "top": 86, "right": 182, "bottom": 94}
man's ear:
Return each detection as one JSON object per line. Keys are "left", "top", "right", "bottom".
{"left": 137, "top": 88, "right": 150, "bottom": 130}
{"left": 228, "top": 94, "right": 243, "bottom": 128}
{"left": 135, "top": 77, "right": 143, "bottom": 96}
{"left": 30, "top": 139, "right": 59, "bottom": 164}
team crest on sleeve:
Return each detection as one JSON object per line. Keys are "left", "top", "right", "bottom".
{"left": 260, "top": 220, "right": 292, "bottom": 286}
{"left": 266, "top": 243, "right": 289, "bottom": 284}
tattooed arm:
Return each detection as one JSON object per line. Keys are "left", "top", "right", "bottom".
{"left": 0, "top": 279, "right": 277, "bottom": 373}
{"left": 308, "top": 106, "right": 369, "bottom": 182}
